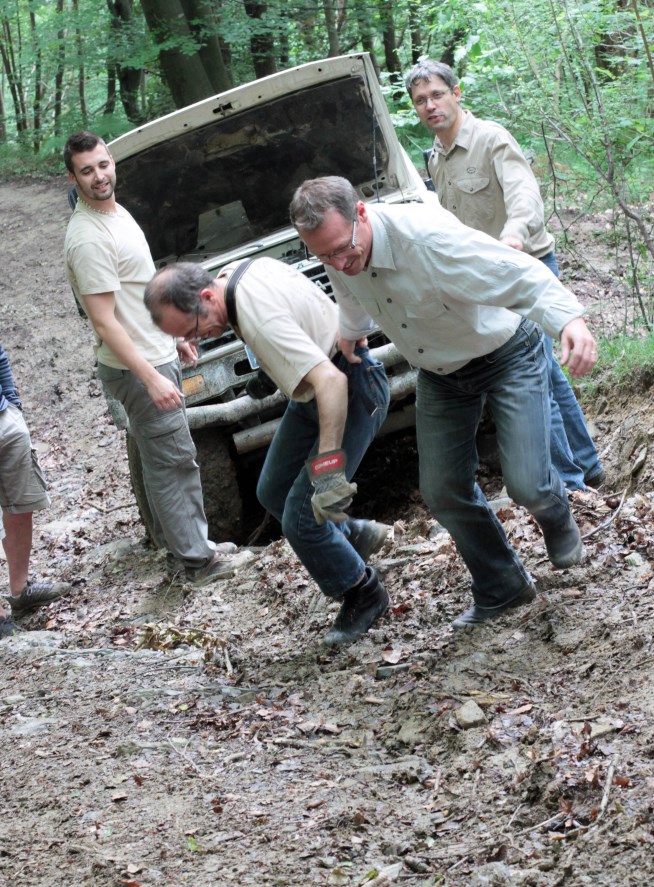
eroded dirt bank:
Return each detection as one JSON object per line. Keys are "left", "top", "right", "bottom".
{"left": 1, "top": 179, "right": 654, "bottom": 887}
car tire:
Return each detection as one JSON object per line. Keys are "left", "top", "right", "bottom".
{"left": 192, "top": 427, "right": 243, "bottom": 544}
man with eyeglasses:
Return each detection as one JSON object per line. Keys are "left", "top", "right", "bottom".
{"left": 144, "top": 259, "right": 391, "bottom": 646}
{"left": 405, "top": 59, "right": 605, "bottom": 492}
{"left": 63, "top": 131, "right": 251, "bottom": 586}
{"left": 289, "top": 175, "right": 598, "bottom": 629}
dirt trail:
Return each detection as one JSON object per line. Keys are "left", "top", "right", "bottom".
{"left": 1, "top": 179, "right": 654, "bottom": 886}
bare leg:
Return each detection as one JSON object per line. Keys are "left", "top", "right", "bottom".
{"left": 1, "top": 510, "right": 32, "bottom": 595}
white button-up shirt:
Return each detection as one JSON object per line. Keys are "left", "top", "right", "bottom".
{"left": 330, "top": 200, "right": 584, "bottom": 375}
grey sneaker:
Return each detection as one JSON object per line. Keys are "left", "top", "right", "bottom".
{"left": 347, "top": 519, "right": 390, "bottom": 563}
{"left": 166, "top": 542, "right": 238, "bottom": 577}
{"left": 8, "top": 580, "right": 70, "bottom": 616}
{"left": 185, "top": 549, "right": 258, "bottom": 586}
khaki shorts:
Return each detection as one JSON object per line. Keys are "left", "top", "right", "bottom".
{"left": 0, "top": 404, "right": 50, "bottom": 516}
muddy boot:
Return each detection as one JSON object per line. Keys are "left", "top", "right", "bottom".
{"left": 322, "top": 566, "right": 389, "bottom": 647}
{"left": 452, "top": 582, "right": 537, "bottom": 629}
{"left": 346, "top": 519, "right": 390, "bottom": 563}
{"left": 541, "top": 511, "right": 584, "bottom": 569}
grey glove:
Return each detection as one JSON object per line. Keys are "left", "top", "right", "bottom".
{"left": 306, "top": 449, "right": 357, "bottom": 525}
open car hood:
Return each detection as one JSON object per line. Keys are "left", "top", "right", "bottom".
{"left": 109, "top": 53, "right": 424, "bottom": 265}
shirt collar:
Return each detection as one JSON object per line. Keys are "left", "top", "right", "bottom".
{"left": 366, "top": 208, "right": 397, "bottom": 271}
{"left": 433, "top": 109, "right": 474, "bottom": 156}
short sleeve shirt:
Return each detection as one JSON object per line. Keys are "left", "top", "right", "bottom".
{"left": 65, "top": 201, "right": 176, "bottom": 369}
{"left": 220, "top": 257, "right": 339, "bottom": 402}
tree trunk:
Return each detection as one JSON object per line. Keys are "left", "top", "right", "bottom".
{"left": 322, "top": 0, "right": 340, "bottom": 57}
{"left": 105, "top": 65, "right": 117, "bottom": 114}
{"left": 379, "top": 0, "right": 400, "bottom": 75}
{"left": 243, "top": 0, "right": 276, "bottom": 78}
{"left": 73, "top": 0, "right": 87, "bottom": 123}
{"left": 29, "top": 10, "right": 44, "bottom": 152}
{"left": 181, "top": 0, "right": 232, "bottom": 92}
{"left": 0, "top": 14, "right": 28, "bottom": 134}
{"left": 0, "top": 87, "right": 6, "bottom": 143}
{"left": 54, "top": 0, "right": 65, "bottom": 137}
{"left": 408, "top": 0, "right": 422, "bottom": 65}
{"left": 140, "top": 0, "right": 216, "bottom": 107}
{"left": 353, "top": 0, "right": 380, "bottom": 78}
{"left": 107, "top": 0, "right": 145, "bottom": 123}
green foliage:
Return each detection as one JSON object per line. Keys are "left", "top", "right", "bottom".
{"left": 575, "top": 331, "right": 654, "bottom": 399}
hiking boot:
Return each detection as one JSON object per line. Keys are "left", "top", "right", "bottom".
{"left": 7, "top": 579, "right": 70, "bottom": 616}
{"left": 452, "top": 583, "right": 537, "bottom": 629}
{"left": 541, "top": 511, "right": 584, "bottom": 569}
{"left": 0, "top": 614, "right": 22, "bottom": 639}
{"left": 185, "top": 549, "right": 257, "bottom": 586}
{"left": 347, "top": 519, "right": 390, "bottom": 563}
{"left": 584, "top": 469, "right": 606, "bottom": 489}
{"left": 322, "top": 566, "right": 390, "bottom": 646}
{"left": 166, "top": 542, "right": 238, "bottom": 577}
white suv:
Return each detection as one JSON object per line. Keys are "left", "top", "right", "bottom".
{"left": 107, "top": 53, "right": 428, "bottom": 542}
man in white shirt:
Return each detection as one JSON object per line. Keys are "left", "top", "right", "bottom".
{"left": 289, "top": 176, "right": 598, "bottom": 628}
{"left": 405, "top": 58, "right": 605, "bottom": 491}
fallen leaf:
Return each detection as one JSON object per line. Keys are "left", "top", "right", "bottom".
{"left": 380, "top": 647, "right": 403, "bottom": 664}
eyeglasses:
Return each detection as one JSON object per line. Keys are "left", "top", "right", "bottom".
{"left": 413, "top": 88, "right": 452, "bottom": 108}
{"left": 315, "top": 215, "right": 358, "bottom": 263}
{"left": 182, "top": 307, "right": 200, "bottom": 343}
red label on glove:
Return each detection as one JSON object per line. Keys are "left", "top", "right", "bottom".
{"left": 310, "top": 450, "right": 345, "bottom": 476}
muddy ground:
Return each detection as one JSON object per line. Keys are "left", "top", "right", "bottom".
{"left": 1, "top": 179, "right": 654, "bottom": 886}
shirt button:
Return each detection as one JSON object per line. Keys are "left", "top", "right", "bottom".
{"left": 386, "top": 298, "right": 392, "bottom": 303}
{"left": 418, "top": 348, "right": 424, "bottom": 354}
{"left": 371, "top": 272, "right": 377, "bottom": 278}
{"left": 401, "top": 323, "right": 407, "bottom": 328}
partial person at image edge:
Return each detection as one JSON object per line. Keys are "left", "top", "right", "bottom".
{"left": 0, "top": 342, "right": 70, "bottom": 638}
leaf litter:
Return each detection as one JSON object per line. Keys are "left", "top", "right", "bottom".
{"left": 1, "top": 181, "right": 654, "bottom": 885}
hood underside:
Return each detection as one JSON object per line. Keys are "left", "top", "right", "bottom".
{"left": 110, "top": 55, "right": 420, "bottom": 265}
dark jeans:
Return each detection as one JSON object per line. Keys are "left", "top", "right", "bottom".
{"left": 256, "top": 347, "right": 389, "bottom": 598}
{"left": 417, "top": 319, "right": 570, "bottom": 608}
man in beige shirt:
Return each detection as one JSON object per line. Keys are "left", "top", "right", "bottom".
{"left": 405, "top": 59, "right": 604, "bottom": 492}
{"left": 144, "top": 259, "right": 391, "bottom": 646}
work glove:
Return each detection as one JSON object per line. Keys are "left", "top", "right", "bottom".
{"left": 306, "top": 449, "right": 357, "bottom": 525}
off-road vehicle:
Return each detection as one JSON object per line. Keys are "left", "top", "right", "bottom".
{"left": 104, "top": 53, "right": 429, "bottom": 542}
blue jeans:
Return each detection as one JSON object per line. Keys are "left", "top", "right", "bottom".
{"left": 97, "top": 360, "right": 215, "bottom": 568}
{"left": 417, "top": 319, "right": 570, "bottom": 608}
{"left": 540, "top": 251, "right": 603, "bottom": 489}
{"left": 256, "top": 347, "right": 390, "bottom": 599}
